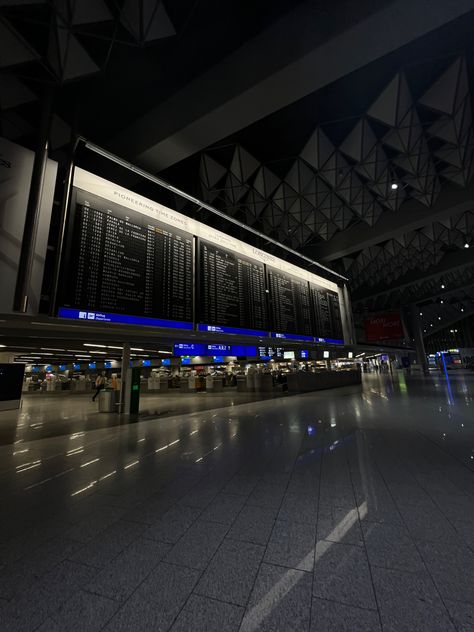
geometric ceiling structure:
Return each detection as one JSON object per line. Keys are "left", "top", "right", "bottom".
{"left": 199, "top": 58, "right": 473, "bottom": 251}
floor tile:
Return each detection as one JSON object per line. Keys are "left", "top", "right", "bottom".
{"left": 223, "top": 475, "right": 260, "bottom": 497}
{"left": 104, "top": 563, "right": 199, "bottom": 632}
{"left": 170, "top": 594, "right": 243, "bottom": 632}
{"left": 240, "top": 563, "right": 312, "bottom": 632}
{"left": 200, "top": 493, "right": 246, "bottom": 525}
{"left": 416, "top": 539, "right": 474, "bottom": 603}
{"left": 246, "top": 482, "right": 286, "bottom": 510}
{"left": 164, "top": 520, "right": 228, "bottom": 570}
{"left": 226, "top": 505, "right": 276, "bottom": 545}
{"left": 317, "top": 506, "right": 363, "bottom": 546}
{"left": 362, "top": 521, "right": 424, "bottom": 572}
{"left": 38, "top": 590, "right": 118, "bottom": 631}
{"left": 310, "top": 598, "right": 381, "bottom": 632}
{"left": 264, "top": 520, "right": 316, "bottom": 572}
{"left": 372, "top": 566, "right": 456, "bottom": 632}
{"left": 70, "top": 520, "right": 145, "bottom": 568}
{"left": 312, "top": 540, "right": 376, "bottom": 610}
{"left": 278, "top": 493, "right": 318, "bottom": 525}
{"left": 87, "top": 538, "right": 170, "bottom": 601}
{"left": 143, "top": 504, "right": 201, "bottom": 544}
{"left": 444, "top": 599, "right": 474, "bottom": 632}
{"left": 195, "top": 538, "right": 264, "bottom": 605}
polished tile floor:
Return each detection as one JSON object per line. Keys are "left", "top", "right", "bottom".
{"left": 0, "top": 390, "right": 282, "bottom": 446}
{"left": 0, "top": 371, "right": 473, "bottom": 631}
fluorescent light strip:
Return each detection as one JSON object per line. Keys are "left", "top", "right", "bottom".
{"left": 80, "top": 458, "right": 99, "bottom": 468}
{"left": 124, "top": 460, "right": 139, "bottom": 469}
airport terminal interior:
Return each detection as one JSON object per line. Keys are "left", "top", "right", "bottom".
{"left": 0, "top": 1, "right": 474, "bottom": 631}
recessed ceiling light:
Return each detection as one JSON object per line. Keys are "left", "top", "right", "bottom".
{"left": 419, "top": 312, "right": 422, "bottom": 316}
{"left": 441, "top": 284, "right": 445, "bottom": 289}
{"left": 464, "top": 243, "right": 470, "bottom": 248}
{"left": 391, "top": 182, "right": 399, "bottom": 190}
{"left": 438, "top": 316, "right": 441, "bottom": 320}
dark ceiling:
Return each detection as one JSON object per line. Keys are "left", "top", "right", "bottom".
{"left": 1, "top": 0, "right": 474, "bottom": 342}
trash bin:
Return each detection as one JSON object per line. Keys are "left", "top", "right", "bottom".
{"left": 98, "top": 388, "right": 117, "bottom": 413}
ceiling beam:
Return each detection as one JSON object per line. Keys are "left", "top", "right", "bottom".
{"left": 108, "top": 0, "right": 474, "bottom": 172}
{"left": 352, "top": 249, "right": 474, "bottom": 302}
{"left": 304, "top": 181, "right": 474, "bottom": 263}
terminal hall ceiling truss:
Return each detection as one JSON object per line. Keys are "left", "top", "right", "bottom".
{"left": 196, "top": 54, "right": 474, "bottom": 323}
{"left": 199, "top": 57, "right": 473, "bottom": 250}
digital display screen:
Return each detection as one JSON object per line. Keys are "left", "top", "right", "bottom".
{"left": 181, "top": 357, "right": 191, "bottom": 365}
{"left": 58, "top": 187, "right": 193, "bottom": 328}
{"left": 104, "top": 362, "right": 112, "bottom": 368}
{"left": 267, "top": 267, "right": 312, "bottom": 337}
{"left": 142, "top": 359, "right": 151, "bottom": 366}
{"left": 258, "top": 346, "right": 284, "bottom": 359}
{"left": 310, "top": 283, "right": 344, "bottom": 341}
{"left": 213, "top": 356, "right": 225, "bottom": 363}
{"left": 59, "top": 364, "right": 66, "bottom": 371}
{"left": 199, "top": 240, "right": 267, "bottom": 331}
{"left": 301, "top": 350, "right": 309, "bottom": 359}
{"left": 73, "top": 363, "right": 81, "bottom": 370}
{"left": 88, "top": 362, "right": 96, "bottom": 369}
{"left": 174, "top": 343, "right": 206, "bottom": 356}
{"left": 162, "top": 358, "right": 171, "bottom": 366}
{"left": 57, "top": 169, "right": 345, "bottom": 342}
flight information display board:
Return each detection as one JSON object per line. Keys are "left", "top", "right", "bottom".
{"left": 266, "top": 267, "right": 312, "bottom": 336}
{"left": 310, "top": 283, "right": 343, "bottom": 341}
{"left": 198, "top": 240, "right": 267, "bottom": 331}
{"left": 59, "top": 188, "right": 193, "bottom": 323}
{"left": 57, "top": 168, "right": 346, "bottom": 340}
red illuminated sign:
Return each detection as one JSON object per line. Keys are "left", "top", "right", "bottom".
{"left": 364, "top": 313, "right": 404, "bottom": 341}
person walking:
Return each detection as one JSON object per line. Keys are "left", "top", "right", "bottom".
{"left": 92, "top": 372, "right": 106, "bottom": 401}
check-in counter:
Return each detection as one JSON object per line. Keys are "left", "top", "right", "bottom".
{"left": 236, "top": 376, "right": 247, "bottom": 392}
{"left": 286, "top": 370, "right": 361, "bottom": 393}
{"left": 254, "top": 373, "right": 274, "bottom": 393}
{"left": 206, "top": 376, "right": 224, "bottom": 392}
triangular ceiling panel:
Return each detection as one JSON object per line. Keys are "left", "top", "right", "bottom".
{"left": 300, "top": 127, "right": 334, "bottom": 170}
{"left": 418, "top": 57, "right": 467, "bottom": 115}
{"left": 200, "top": 154, "right": 226, "bottom": 189}
{"left": 230, "top": 145, "right": 260, "bottom": 183}
{"left": 0, "top": 19, "right": 38, "bottom": 68}
{"left": 368, "top": 72, "right": 412, "bottom": 127}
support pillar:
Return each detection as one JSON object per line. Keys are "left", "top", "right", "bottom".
{"left": 13, "top": 86, "right": 55, "bottom": 313}
{"left": 340, "top": 284, "right": 355, "bottom": 345}
{"left": 120, "top": 343, "right": 131, "bottom": 414}
{"left": 410, "top": 305, "right": 429, "bottom": 376}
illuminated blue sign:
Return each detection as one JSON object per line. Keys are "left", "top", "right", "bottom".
{"left": 162, "top": 358, "right": 171, "bottom": 366}
{"left": 174, "top": 343, "right": 206, "bottom": 356}
{"left": 198, "top": 324, "right": 269, "bottom": 337}
{"left": 73, "top": 363, "right": 81, "bottom": 370}
{"left": 59, "top": 364, "right": 67, "bottom": 371}
{"left": 301, "top": 350, "right": 309, "bottom": 359}
{"left": 32, "top": 366, "right": 40, "bottom": 373}
{"left": 207, "top": 344, "right": 231, "bottom": 353}
{"left": 58, "top": 307, "right": 193, "bottom": 330}
{"left": 213, "top": 356, "right": 225, "bottom": 363}
{"left": 45, "top": 365, "right": 53, "bottom": 372}
{"left": 104, "top": 362, "right": 112, "bottom": 369}
{"left": 142, "top": 360, "right": 151, "bottom": 366}
{"left": 271, "top": 332, "right": 314, "bottom": 342}
{"left": 88, "top": 362, "right": 96, "bottom": 369}
{"left": 230, "top": 345, "right": 257, "bottom": 356}
{"left": 181, "top": 357, "right": 191, "bottom": 365}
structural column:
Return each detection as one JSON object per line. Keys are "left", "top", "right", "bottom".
{"left": 13, "top": 86, "right": 55, "bottom": 313}
{"left": 410, "top": 305, "right": 429, "bottom": 375}
{"left": 120, "top": 342, "right": 131, "bottom": 414}
{"left": 340, "top": 284, "right": 355, "bottom": 345}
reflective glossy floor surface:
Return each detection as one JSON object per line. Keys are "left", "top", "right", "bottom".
{"left": 0, "top": 372, "right": 473, "bottom": 631}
